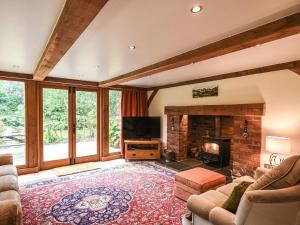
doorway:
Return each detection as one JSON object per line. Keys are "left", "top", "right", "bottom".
{"left": 40, "top": 85, "right": 100, "bottom": 169}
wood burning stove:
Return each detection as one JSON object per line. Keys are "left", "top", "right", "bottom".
{"left": 201, "top": 136, "right": 230, "bottom": 167}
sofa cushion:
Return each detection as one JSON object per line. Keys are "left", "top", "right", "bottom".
{"left": 217, "top": 176, "right": 255, "bottom": 196}
{"left": 254, "top": 167, "right": 271, "bottom": 180}
{"left": 187, "top": 190, "right": 228, "bottom": 220}
{"left": 248, "top": 155, "right": 300, "bottom": 191}
{"left": 217, "top": 182, "right": 238, "bottom": 197}
{"left": 0, "top": 165, "right": 18, "bottom": 177}
{"left": 0, "top": 175, "right": 19, "bottom": 192}
{"left": 0, "top": 153, "right": 13, "bottom": 166}
{"left": 233, "top": 176, "right": 255, "bottom": 184}
{"left": 0, "top": 190, "right": 21, "bottom": 204}
{"left": 221, "top": 181, "right": 253, "bottom": 213}
{"left": 245, "top": 184, "right": 300, "bottom": 203}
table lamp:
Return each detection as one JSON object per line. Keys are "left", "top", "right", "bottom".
{"left": 266, "top": 136, "right": 291, "bottom": 166}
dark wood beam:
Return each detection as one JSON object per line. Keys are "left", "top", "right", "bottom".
{"left": 33, "top": 0, "right": 109, "bottom": 81}
{"left": 290, "top": 65, "right": 300, "bottom": 75}
{"left": 99, "top": 12, "right": 300, "bottom": 87}
{"left": 0, "top": 71, "right": 147, "bottom": 90}
{"left": 147, "top": 89, "right": 159, "bottom": 107}
{"left": 147, "top": 60, "right": 300, "bottom": 90}
{"left": 0, "top": 71, "right": 33, "bottom": 80}
{"left": 0, "top": 70, "right": 99, "bottom": 87}
{"left": 44, "top": 77, "right": 99, "bottom": 87}
{"left": 165, "top": 103, "right": 265, "bottom": 117}
{"left": 110, "top": 85, "right": 148, "bottom": 91}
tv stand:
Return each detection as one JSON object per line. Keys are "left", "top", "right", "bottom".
{"left": 124, "top": 139, "right": 161, "bottom": 161}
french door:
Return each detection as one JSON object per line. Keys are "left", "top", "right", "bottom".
{"left": 73, "top": 88, "right": 100, "bottom": 164}
{"left": 40, "top": 85, "right": 100, "bottom": 169}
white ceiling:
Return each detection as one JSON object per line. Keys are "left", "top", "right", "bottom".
{"left": 0, "top": 0, "right": 65, "bottom": 74}
{"left": 0, "top": 0, "right": 299, "bottom": 86}
{"left": 125, "top": 33, "right": 300, "bottom": 87}
{"left": 49, "top": 0, "right": 300, "bottom": 83}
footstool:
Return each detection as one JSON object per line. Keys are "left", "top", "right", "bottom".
{"left": 174, "top": 167, "right": 226, "bottom": 201}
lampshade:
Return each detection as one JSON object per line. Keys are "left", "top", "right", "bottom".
{"left": 266, "top": 136, "right": 291, "bottom": 155}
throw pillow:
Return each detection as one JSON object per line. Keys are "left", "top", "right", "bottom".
{"left": 222, "top": 181, "right": 253, "bottom": 213}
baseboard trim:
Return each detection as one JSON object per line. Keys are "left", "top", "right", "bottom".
{"left": 102, "top": 154, "right": 123, "bottom": 161}
{"left": 18, "top": 167, "right": 39, "bottom": 175}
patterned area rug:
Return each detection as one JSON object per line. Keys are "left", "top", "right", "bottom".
{"left": 21, "top": 162, "right": 187, "bottom": 225}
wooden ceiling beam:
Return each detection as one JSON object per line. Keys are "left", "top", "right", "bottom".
{"left": 147, "top": 89, "right": 159, "bottom": 107}
{"left": 290, "top": 65, "right": 300, "bottom": 75}
{"left": 0, "top": 71, "right": 33, "bottom": 80}
{"left": 110, "top": 85, "right": 148, "bottom": 91}
{"left": 33, "top": 0, "right": 109, "bottom": 81}
{"left": 147, "top": 60, "right": 300, "bottom": 90}
{"left": 98, "top": 12, "right": 300, "bottom": 87}
{"left": 0, "top": 71, "right": 147, "bottom": 90}
{"left": 43, "top": 77, "right": 99, "bottom": 87}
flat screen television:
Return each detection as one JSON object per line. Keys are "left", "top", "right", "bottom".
{"left": 122, "top": 117, "right": 160, "bottom": 139}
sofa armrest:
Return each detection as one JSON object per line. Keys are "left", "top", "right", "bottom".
{"left": 0, "top": 200, "right": 22, "bottom": 225}
{"left": 245, "top": 184, "right": 300, "bottom": 203}
{"left": 0, "top": 153, "right": 13, "bottom": 166}
{"left": 187, "top": 194, "right": 215, "bottom": 220}
{"left": 236, "top": 193, "right": 300, "bottom": 225}
{"left": 209, "top": 207, "right": 236, "bottom": 225}
{"left": 254, "top": 167, "right": 270, "bottom": 180}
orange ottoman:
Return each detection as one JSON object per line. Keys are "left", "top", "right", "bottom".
{"left": 174, "top": 167, "right": 226, "bottom": 201}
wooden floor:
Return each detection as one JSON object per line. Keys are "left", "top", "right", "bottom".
{"left": 18, "top": 159, "right": 125, "bottom": 184}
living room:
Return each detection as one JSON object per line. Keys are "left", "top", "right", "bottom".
{"left": 0, "top": 1, "right": 300, "bottom": 225}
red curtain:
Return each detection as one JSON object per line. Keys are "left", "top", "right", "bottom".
{"left": 120, "top": 89, "right": 148, "bottom": 155}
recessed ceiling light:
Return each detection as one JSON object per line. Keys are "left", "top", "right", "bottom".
{"left": 255, "top": 44, "right": 261, "bottom": 47}
{"left": 128, "top": 45, "right": 136, "bottom": 50}
{"left": 191, "top": 5, "right": 202, "bottom": 13}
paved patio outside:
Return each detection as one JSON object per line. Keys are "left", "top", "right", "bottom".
{"left": 0, "top": 141, "right": 120, "bottom": 165}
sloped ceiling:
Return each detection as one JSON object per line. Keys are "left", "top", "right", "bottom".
{"left": 0, "top": 0, "right": 65, "bottom": 74}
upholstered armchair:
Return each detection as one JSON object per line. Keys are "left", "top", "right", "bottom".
{"left": 185, "top": 155, "right": 300, "bottom": 225}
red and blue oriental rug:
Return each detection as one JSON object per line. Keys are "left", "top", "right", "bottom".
{"left": 20, "top": 162, "right": 187, "bottom": 225}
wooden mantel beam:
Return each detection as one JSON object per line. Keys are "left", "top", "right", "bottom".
{"left": 165, "top": 103, "right": 265, "bottom": 117}
{"left": 33, "top": 0, "right": 109, "bottom": 81}
{"left": 99, "top": 12, "right": 300, "bottom": 87}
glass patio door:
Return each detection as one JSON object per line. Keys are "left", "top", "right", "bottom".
{"left": 73, "top": 88, "right": 99, "bottom": 163}
{"left": 40, "top": 85, "right": 100, "bottom": 169}
{"left": 41, "top": 86, "right": 70, "bottom": 169}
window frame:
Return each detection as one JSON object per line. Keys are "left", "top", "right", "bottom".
{"left": 108, "top": 88, "right": 122, "bottom": 155}
{"left": 0, "top": 77, "right": 27, "bottom": 168}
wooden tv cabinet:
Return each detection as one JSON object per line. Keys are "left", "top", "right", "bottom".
{"left": 124, "top": 139, "right": 161, "bottom": 161}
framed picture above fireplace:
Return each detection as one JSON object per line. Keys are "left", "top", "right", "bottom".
{"left": 192, "top": 85, "right": 218, "bottom": 98}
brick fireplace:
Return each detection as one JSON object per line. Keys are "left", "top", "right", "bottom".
{"left": 165, "top": 104, "right": 265, "bottom": 175}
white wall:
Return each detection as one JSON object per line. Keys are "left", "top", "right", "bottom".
{"left": 148, "top": 70, "right": 300, "bottom": 166}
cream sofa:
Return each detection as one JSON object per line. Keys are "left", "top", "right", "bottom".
{"left": 186, "top": 155, "right": 300, "bottom": 225}
{"left": 0, "top": 153, "right": 22, "bottom": 225}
